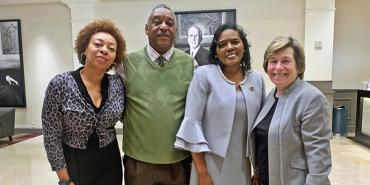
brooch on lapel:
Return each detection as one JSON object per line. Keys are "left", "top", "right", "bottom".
{"left": 249, "top": 85, "right": 254, "bottom": 91}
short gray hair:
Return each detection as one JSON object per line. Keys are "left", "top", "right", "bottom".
{"left": 146, "top": 4, "right": 176, "bottom": 25}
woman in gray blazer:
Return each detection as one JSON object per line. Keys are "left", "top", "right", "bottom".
{"left": 175, "top": 24, "right": 265, "bottom": 185}
{"left": 249, "top": 36, "right": 332, "bottom": 185}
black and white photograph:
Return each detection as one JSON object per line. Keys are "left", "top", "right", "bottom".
{"left": 174, "top": 9, "right": 236, "bottom": 66}
{"left": 0, "top": 19, "right": 26, "bottom": 107}
{"left": 174, "top": 9, "right": 236, "bottom": 50}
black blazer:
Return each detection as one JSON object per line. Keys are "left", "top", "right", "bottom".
{"left": 185, "top": 46, "right": 210, "bottom": 66}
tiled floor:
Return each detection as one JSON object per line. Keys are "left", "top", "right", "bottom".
{"left": 330, "top": 136, "right": 370, "bottom": 185}
{"left": 0, "top": 135, "right": 369, "bottom": 185}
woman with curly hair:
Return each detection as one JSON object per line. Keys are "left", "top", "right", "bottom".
{"left": 42, "top": 19, "right": 126, "bottom": 185}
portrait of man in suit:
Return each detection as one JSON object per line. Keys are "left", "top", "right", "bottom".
{"left": 185, "top": 25, "right": 210, "bottom": 66}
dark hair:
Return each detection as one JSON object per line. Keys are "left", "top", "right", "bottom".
{"left": 209, "top": 24, "right": 251, "bottom": 71}
{"left": 263, "top": 36, "right": 305, "bottom": 79}
{"left": 74, "top": 19, "right": 126, "bottom": 70}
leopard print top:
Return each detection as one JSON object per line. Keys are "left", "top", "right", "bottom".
{"left": 41, "top": 72, "right": 125, "bottom": 171}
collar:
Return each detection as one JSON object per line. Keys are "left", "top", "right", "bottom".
{"left": 274, "top": 78, "right": 302, "bottom": 98}
{"left": 146, "top": 44, "right": 174, "bottom": 62}
{"left": 190, "top": 46, "right": 200, "bottom": 56}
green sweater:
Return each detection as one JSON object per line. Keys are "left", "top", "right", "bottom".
{"left": 123, "top": 47, "right": 193, "bottom": 164}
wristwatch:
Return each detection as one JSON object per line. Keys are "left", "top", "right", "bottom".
{"left": 58, "top": 179, "right": 72, "bottom": 185}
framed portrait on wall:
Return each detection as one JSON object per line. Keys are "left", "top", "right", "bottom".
{"left": 174, "top": 9, "right": 236, "bottom": 50}
{"left": 0, "top": 19, "right": 26, "bottom": 107}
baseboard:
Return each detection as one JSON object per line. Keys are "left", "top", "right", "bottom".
{"left": 15, "top": 128, "right": 42, "bottom": 134}
{"left": 347, "top": 132, "right": 355, "bottom": 137}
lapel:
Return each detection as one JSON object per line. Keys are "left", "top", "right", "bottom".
{"left": 240, "top": 74, "right": 257, "bottom": 132}
{"left": 194, "top": 48, "right": 203, "bottom": 63}
{"left": 250, "top": 78, "right": 303, "bottom": 134}
{"left": 212, "top": 66, "right": 237, "bottom": 131}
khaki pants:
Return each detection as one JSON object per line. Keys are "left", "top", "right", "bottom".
{"left": 123, "top": 155, "right": 191, "bottom": 185}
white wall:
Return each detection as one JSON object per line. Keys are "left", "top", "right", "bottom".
{"left": 304, "top": 0, "right": 335, "bottom": 81}
{"left": 0, "top": 3, "right": 73, "bottom": 128}
{"left": 333, "top": 0, "right": 370, "bottom": 89}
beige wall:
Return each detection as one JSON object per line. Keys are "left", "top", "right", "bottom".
{"left": 304, "top": 0, "right": 335, "bottom": 81}
{"left": 333, "top": 0, "right": 370, "bottom": 89}
{"left": 97, "top": 0, "right": 305, "bottom": 89}
{"left": 0, "top": 3, "right": 73, "bottom": 128}
{"left": 0, "top": 0, "right": 309, "bottom": 129}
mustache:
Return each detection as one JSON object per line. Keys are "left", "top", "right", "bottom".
{"left": 157, "top": 33, "right": 171, "bottom": 37}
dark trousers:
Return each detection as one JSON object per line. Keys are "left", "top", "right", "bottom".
{"left": 123, "top": 155, "right": 191, "bottom": 185}
{"left": 63, "top": 133, "right": 123, "bottom": 185}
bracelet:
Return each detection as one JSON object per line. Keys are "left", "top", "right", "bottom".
{"left": 58, "top": 179, "right": 72, "bottom": 185}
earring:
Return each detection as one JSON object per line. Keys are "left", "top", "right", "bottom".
{"left": 111, "top": 63, "right": 119, "bottom": 70}
{"left": 240, "top": 62, "right": 246, "bottom": 69}
{"left": 80, "top": 53, "right": 86, "bottom": 62}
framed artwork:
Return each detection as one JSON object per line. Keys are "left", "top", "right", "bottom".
{"left": 174, "top": 9, "right": 236, "bottom": 50}
{"left": 0, "top": 19, "right": 26, "bottom": 107}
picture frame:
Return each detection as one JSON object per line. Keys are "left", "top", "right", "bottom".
{"left": 0, "top": 19, "right": 26, "bottom": 107}
{"left": 174, "top": 9, "right": 236, "bottom": 50}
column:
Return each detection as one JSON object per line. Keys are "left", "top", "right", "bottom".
{"left": 304, "top": 0, "right": 335, "bottom": 81}
{"left": 61, "top": 0, "right": 98, "bottom": 69}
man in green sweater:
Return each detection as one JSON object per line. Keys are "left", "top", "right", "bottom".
{"left": 122, "top": 4, "right": 194, "bottom": 185}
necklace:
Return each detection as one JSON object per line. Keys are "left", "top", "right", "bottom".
{"left": 217, "top": 65, "right": 247, "bottom": 85}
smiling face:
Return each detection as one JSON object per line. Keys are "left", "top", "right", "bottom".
{"left": 267, "top": 47, "right": 298, "bottom": 94}
{"left": 216, "top": 29, "right": 244, "bottom": 68}
{"left": 84, "top": 32, "right": 117, "bottom": 72}
{"left": 187, "top": 26, "right": 201, "bottom": 49}
{"left": 145, "top": 7, "right": 176, "bottom": 55}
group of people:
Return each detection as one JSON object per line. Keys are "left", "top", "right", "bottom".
{"left": 42, "top": 3, "right": 332, "bottom": 185}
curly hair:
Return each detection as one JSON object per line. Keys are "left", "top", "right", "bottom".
{"left": 74, "top": 19, "right": 126, "bottom": 70}
{"left": 209, "top": 24, "right": 251, "bottom": 72}
{"left": 263, "top": 36, "right": 305, "bottom": 79}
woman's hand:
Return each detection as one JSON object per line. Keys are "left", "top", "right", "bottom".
{"left": 56, "top": 168, "right": 73, "bottom": 185}
{"left": 251, "top": 168, "right": 261, "bottom": 185}
{"left": 198, "top": 171, "right": 214, "bottom": 185}
{"left": 192, "top": 152, "right": 213, "bottom": 185}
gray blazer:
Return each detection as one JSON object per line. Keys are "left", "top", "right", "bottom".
{"left": 249, "top": 79, "right": 332, "bottom": 185}
{"left": 175, "top": 65, "right": 265, "bottom": 157}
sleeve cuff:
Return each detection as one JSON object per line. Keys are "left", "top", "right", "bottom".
{"left": 174, "top": 117, "right": 210, "bottom": 153}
